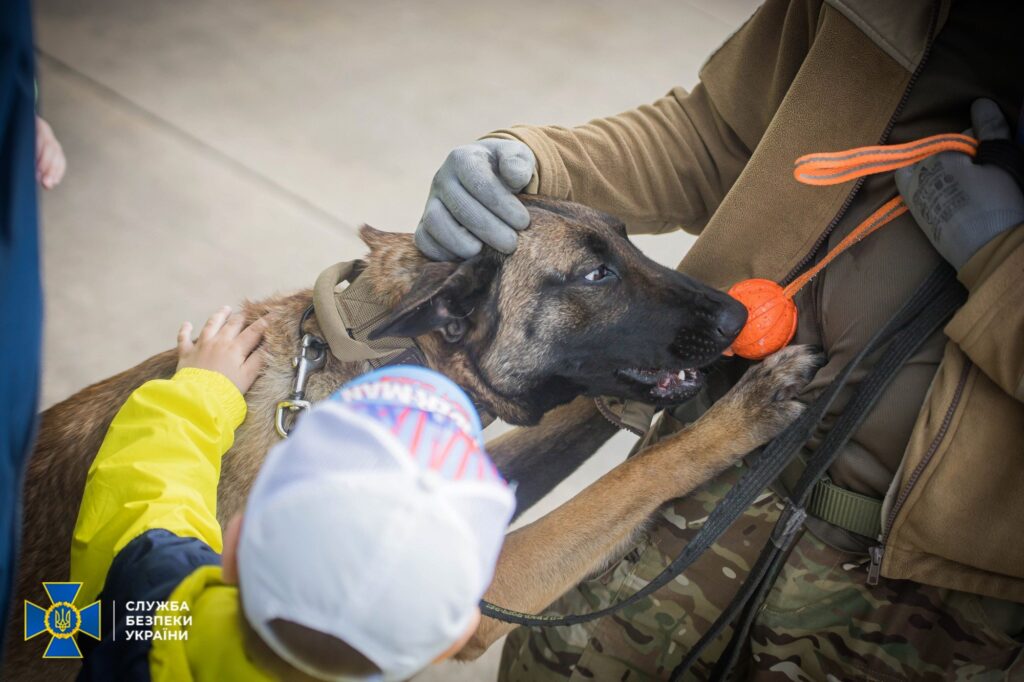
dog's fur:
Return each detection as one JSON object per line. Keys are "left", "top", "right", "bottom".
{"left": 5, "top": 197, "right": 818, "bottom": 680}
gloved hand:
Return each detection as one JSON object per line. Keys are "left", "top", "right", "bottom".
{"left": 416, "top": 138, "right": 536, "bottom": 260}
{"left": 895, "top": 98, "right": 1024, "bottom": 269}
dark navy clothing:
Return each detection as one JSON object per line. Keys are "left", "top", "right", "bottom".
{"left": 78, "top": 529, "right": 221, "bottom": 681}
{"left": 0, "top": 0, "right": 41, "bottom": 655}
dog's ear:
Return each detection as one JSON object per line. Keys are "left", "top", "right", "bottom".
{"left": 359, "top": 224, "right": 406, "bottom": 252}
{"left": 369, "top": 256, "right": 497, "bottom": 342}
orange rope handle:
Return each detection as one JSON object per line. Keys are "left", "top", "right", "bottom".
{"left": 793, "top": 133, "right": 978, "bottom": 186}
{"left": 781, "top": 196, "right": 908, "bottom": 298}
{"left": 779, "top": 132, "right": 979, "bottom": 299}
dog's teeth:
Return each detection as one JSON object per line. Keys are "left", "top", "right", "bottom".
{"left": 677, "top": 370, "right": 687, "bottom": 380}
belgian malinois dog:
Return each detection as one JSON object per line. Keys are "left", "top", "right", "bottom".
{"left": 5, "top": 197, "right": 818, "bottom": 680}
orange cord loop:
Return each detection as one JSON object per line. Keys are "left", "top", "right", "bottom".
{"left": 780, "top": 196, "right": 908, "bottom": 299}
{"left": 793, "top": 133, "right": 978, "bottom": 186}
{"left": 727, "top": 133, "right": 978, "bottom": 360}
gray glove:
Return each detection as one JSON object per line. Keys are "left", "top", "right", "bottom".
{"left": 416, "top": 138, "right": 536, "bottom": 260}
{"left": 895, "top": 98, "right": 1024, "bottom": 269}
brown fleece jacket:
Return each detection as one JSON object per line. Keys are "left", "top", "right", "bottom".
{"left": 491, "top": 0, "right": 1024, "bottom": 602}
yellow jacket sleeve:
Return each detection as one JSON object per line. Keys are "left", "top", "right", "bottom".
{"left": 945, "top": 223, "right": 1024, "bottom": 402}
{"left": 70, "top": 367, "right": 247, "bottom": 604}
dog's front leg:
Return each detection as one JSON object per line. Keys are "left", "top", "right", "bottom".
{"left": 488, "top": 397, "right": 620, "bottom": 518}
{"left": 459, "top": 345, "right": 821, "bottom": 659}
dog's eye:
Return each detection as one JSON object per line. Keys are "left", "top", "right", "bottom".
{"left": 583, "top": 265, "right": 615, "bottom": 283}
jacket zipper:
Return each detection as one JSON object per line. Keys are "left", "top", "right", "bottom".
{"left": 867, "top": 360, "right": 972, "bottom": 585}
{"left": 780, "top": 1, "right": 941, "bottom": 287}
{"left": 786, "top": 0, "right": 942, "bottom": 585}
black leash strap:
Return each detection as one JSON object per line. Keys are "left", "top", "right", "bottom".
{"left": 480, "top": 265, "right": 963, "bottom": 637}
{"left": 671, "top": 264, "right": 965, "bottom": 680}
{"left": 975, "top": 139, "right": 1024, "bottom": 191}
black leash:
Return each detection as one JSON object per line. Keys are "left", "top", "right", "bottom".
{"left": 480, "top": 265, "right": 964, "bottom": 644}
{"left": 671, "top": 264, "right": 965, "bottom": 680}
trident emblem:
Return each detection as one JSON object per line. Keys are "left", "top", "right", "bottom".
{"left": 53, "top": 605, "right": 73, "bottom": 633}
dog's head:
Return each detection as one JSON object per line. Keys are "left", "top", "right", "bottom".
{"left": 360, "top": 197, "right": 746, "bottom": 425}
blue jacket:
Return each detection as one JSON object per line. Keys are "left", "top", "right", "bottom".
{"left": 0, "top": 0, "right": 41, "bottom": 653}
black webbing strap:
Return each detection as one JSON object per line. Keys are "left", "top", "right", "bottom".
{"left": 480, "top": 264, "right": 963, "bottom": 634}
{"left": 670, "top": 265, "right": 965, "bottom": 681}
{"left": 975, "top": 139, "right": 1024, "bottom": 191}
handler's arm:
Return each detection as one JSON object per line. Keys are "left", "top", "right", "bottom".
{"left": 488, "top": 0, "right": 820, "bottom": 234}
{"left": 70, "top": 368, "right": 246, "bottom": 603}
{"left": 944, "top": 224, "right": 1024, "bottom": 401}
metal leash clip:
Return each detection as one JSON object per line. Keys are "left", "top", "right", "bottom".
{"left": 275, "top": 330, "right": 328, "bottom": 438}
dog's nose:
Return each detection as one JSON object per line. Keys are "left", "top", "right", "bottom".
{"left": 713, "top": 300, "right": 747, "bottom": 342}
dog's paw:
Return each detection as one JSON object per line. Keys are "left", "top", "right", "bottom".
{"left": 714, "top": 344, "right": 823, "bottom": 452}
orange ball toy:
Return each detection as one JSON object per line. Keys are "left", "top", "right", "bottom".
{"left": 726, "top": 279, "right": 798, "bottom": 360}
{"left": 717, "top": 132, "right": 970, "bottom": 361}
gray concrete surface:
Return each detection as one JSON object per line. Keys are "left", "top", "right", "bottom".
{"left": 33, "top": 1, "right": 759, "bottom": 679}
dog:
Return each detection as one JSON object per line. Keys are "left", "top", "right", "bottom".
{"left": 5, "top": 196, "right": 818, "bottom": 679}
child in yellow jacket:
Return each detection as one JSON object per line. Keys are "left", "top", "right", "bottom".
{"left": 70, "top": 307, "right": 515, "bottom": 681}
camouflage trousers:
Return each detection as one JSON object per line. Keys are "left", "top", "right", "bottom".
{"left": 498, "top": 463, "right": 1024, "bottom": 681}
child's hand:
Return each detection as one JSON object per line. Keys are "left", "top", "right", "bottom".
{"left": 36, "top": 116, "right": 66, "bottom": 190}
{"left": 177, "top": 307, "right": 269, "bottom": 394}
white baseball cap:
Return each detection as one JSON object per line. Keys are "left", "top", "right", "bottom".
{"left": 237, "top": 366, "right": 515, "bottom": 681}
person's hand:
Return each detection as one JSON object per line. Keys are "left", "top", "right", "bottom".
{"left": 177, "top": 307, "right": 268, "bottom": 394}
{"left": 36, "top": 116, "right": 66, "bottom": 190}
{"left": 416, "top": 138, "right": 536, "bottom": 260}
{"left": 895, "top": 99, "right": 1024, "bottom": 269}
